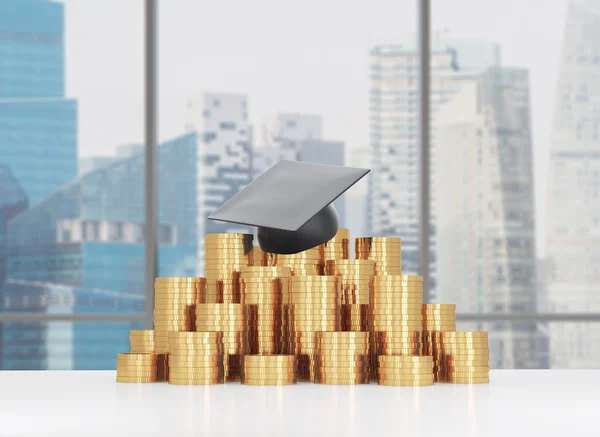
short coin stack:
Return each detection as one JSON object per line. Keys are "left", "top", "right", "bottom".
{"left": 195, "top": 303, "right": 243, "bottom": 381}
{"left": 434, "top": 331, "right": 490, "bottom": 384}
{"left": 325, "top": 260, "right": 374, "bottom": 332}
{"left": 370, "top": 275, "right": 424, "bottom": 380}
{"left": 314, "top": 332, "right": 370, "bottom": 385}
{"left": 129, "top": 330, "right": 168, "bottom": 381}
{"left": 116, "top": 353, "right": 161, "bottom": 383}
{"left": 355, "top": 237, "right": 402, "bottom": 275}
{"left": 291, "top": 276, "right": 341, "bottom": 381}
{"left": 204, "top": 233, "right": 254, "bottom": 304}
{"left": 167, "top": 332, "right": 224, "bottom": 385}
{"left": 378, "top": 355, "right": 434, "bottom": 386}
{"left": 269, "top": 246, "right": 324, "bottom": 275}
{"left": 241, "top": 354, "right": 297, "bottom": 385}
{"left": 321, "top": 227, "right": 350, "bottom": 261}
{"left": 154, "top": 277, "right": 206, "bottom": 353}
{"left": 241, "top": 266, "right": 292, "bottom": 354}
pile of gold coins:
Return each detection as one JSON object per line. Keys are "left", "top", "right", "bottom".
{"left": 241, "top": 354, "right": 297, "bottom": 385}
{"left": 378, "top": 355, "right": 434, "bottom": 386}
{"left": 167, "top": 332, "right": 224, "bottom": 385}
{"left": 433, "top": 331, "right": 490, "bottom": 384}
{"left": 241, "top": 266, "right": 292, "bottom": 355}
{"left": 116, "top": 353, "right": 163, "bottom": 383}
{"left": 292, "top": 276, "right": 341, "bottom": 381}
{"left": 314, "top": 332, "right": 369, "bottom": 385}
{"left": 195, "top": 303, "right": 243, "bottom": 381}
{"left": 325, "top": 260, "right": 373, "bottom": 332}
{"left": 154, "top": 277, "right": 205, "bottom": 353}
{"left": 115, "top": 230, "right": 491, "bottom": 386}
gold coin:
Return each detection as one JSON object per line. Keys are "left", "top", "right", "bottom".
{"left": 356, "top": 237, "right": 402, "bottom": 244}
{"left": 116, "top": 377, "right": 159, "bottom": 383}
{"left": 378, "top": 379, "right": 434, "bottom": 386}
{"left": 241, "top": 379, "right": 296, "bottom": 385}
{"left": 422, "top": 304, "right": 456, "bottom": 309}
{"left": 129, "top": 330, "right": 155, "bottom": 336}
{"left": 168, "top": 377, "right": 224, "bottom": 385}
{"left": 313, "top": 376, "right": 369, "bottom": 385}
{"left": 439, "top": 331, "right": 487, "bottom": 338}
{"left": 116, "top": 371, "right": 159, "bottom": 378}
{"left": 117, "top": 353, "right": 159, "bottom": 361}
{"left": 378, "top": 355, "right": 433, "bottom": 363}
{"left": 439, "top": 376, "right": 489, "bottom": 384}
{"left": 439, "top": 358, "right": 490, "bottom": 365}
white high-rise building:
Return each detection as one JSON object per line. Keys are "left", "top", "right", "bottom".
{"left": 546, "top": 0, "right": 600, "bottom": 368}
{"left": 347, "top": 148, "right": 370, "bottom": 245}
{"left": 368, "top": 39, "right": 500, "bottom": 299}
{"left": 434, "top": 67, "right": 547, "bottom": 369}
{"left": 185, "top": 92, "right": 252, "bottom": 273}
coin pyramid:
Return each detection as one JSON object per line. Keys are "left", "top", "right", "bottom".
{"left": 116, "top": 230, "right": 490, "bottom": 386}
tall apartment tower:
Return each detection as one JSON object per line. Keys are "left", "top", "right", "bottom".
{"left": 546, "top": 0, "right": 600, "bottom": 368}
{"left": 434, "top": 67, "right": 546, "bottom": 369}
{"left": 185, "top": 93, "right": 252, "bottom": 273}
{"left": 368, "top": 40, "right": 499, "bottom": 299}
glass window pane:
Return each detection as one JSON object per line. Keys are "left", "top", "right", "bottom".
{"left": 159, "top": 0, "right": 417, "bottom": 271}
{"left": 0, "top": 0, "right": 146, "bottom": 369}
{"left": 431, "top": 0, "right": 600, "bottom": 368}
{"left": 0, "top": 321, "right": 142, "bottom": 370}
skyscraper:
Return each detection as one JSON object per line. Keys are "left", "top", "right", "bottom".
{"left": 347, "top": 148, "right": 370, "bottom": 247}
{"left": 546, "top": 0, "right": 600, "bottom": 368}
{"left": 434, "top": 67, "right": 547, "bottom": 369}
{"left": 368, "top": 40, "right": 499, "bottom": 299}
{"left": 185, "top": 93, "right": 252, "bottom": 273}
{"left": 0, "top": 0, "right": 78, "bottom": 205}
{"left": 2, "top": 133, "right": 198, "bottom": 369}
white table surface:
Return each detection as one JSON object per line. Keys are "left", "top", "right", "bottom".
{"left": 0, "top": 370, "right": 597, "bottom": 437}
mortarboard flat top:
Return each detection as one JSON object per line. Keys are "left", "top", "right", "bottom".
{"left": 208, "top": 160, "right": 370, "bottom": 232}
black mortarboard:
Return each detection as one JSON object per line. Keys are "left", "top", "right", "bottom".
{"left": 208, "top": 160, "right": 370, "bottom": 254}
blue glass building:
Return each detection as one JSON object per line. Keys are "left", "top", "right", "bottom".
{"left": 2, "top": 133, "right": 199, "bottom": 369}
{"left": 0, "top": 0, "right": 78, "bottom": 205}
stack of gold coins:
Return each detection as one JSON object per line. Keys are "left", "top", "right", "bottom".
{"left": 154, "top": 277, "right": 206, "bottom": 353}
{"left": 251, "top": 246, "right": 268, "bottom": 267}
{"left": 116, "top": 353, "right": 161, "bottom": 383}
{"left": 167, "top": 332, "right": 224, "bottom": 385}
{"left": 241, "top": 267, "right": 292, "bottom": 355}
{"left": 378, "top": 355, "right": 434, "bottom": 386}
{"left": 434, "top": 331, "right": 490, "bottom": 384}
{"left": 129, "top": 330, "right": 155, "bottom": 353}
{"left": 129, "top": 330, "right": 168, "bottom": 381}
{"left": 325, "top": 260, "right": 374, "bottom": 333}
{"left": 355, "top": 237, "right": 402, "bottom": 275}
{"left": 267, "top": 246, "right": 324, "bottom": 275}
{"left": 370, "top": 275, "right": 423, "bottom": 380}
{"left": 314, "top": 332, "right": 370, "bottom": 385}
{"left": 204, "top": 233, "right": 254, "bottom": 304}
{"left": 195, "top": 303, "right": 244, "bottom": 381}
{"left": 291, "top": 276, "right": 341, "bottom": 381}
{"left": 422, "top": 303, "right": 456, "bottom": 378}
{"left": 321, "top": 227, "right": 350, "bottom": 261}
{"left": 241, "top": 354, "right": 297, "bottom": 385}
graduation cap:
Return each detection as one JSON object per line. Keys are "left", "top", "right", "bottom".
{"left": 208, "top": 160, "right": 370, "bottom": 254}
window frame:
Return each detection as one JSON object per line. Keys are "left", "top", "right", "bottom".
{"left": 1, "top": 0, "right": 599, "bottom": 332}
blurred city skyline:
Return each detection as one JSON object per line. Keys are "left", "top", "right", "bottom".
{"left": 59, "top": 0, "right": 568, "bottom": 257}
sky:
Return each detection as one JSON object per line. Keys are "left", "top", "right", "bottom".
{"left": 61, "top": 0, "right": 569, "bottom": 256}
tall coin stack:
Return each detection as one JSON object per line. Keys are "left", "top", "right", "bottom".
{"left": 204, "top": 233, "right": 254, "bottom": 304}
{"left": 195, "top": 303, "right": 244, "bottom": 381}
{"left": 241, "top": 354, "right": 297, "bottom": 386}
{"left": 370, "top": 275, "right": 423, "bottom": 380}
{"left": 291, "top": 276, "right": 341, "bottom": 381}
{"left": 153, "top": 277, "right": 206, "bottom": 354}
{"left": 116, "top": 353, "right": 160, "bottom": 383}
{"left": 378, "top": 355, "right": 434, "bottom": 386}
{"left": 167, "top": 332, "right": 224, "bottom": 385}
{"left": 314, "top": 332, "right": 370, "bottom": 385}
{"left": 355, "top": 237, "right": 402, "bottom": 275}
{"left": 241, "top": 266, "right": 292, "bottom": 355}
{"left": 269, "top": 245, "right": 324, "bottom": 275}
{"left": 322, "top": 227, "right": 350, "bottom": 261}
{"left": 129, "top": 330, "right": 167, "bottom": 381}
{"left": 325, "top": 260, "right": 374, "bottom": 332}
{"left": 434, "top": 331, "right": 490, "bottom": 384}
{"left": 422, "top": 304, "right": 457, "bottom": 380}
